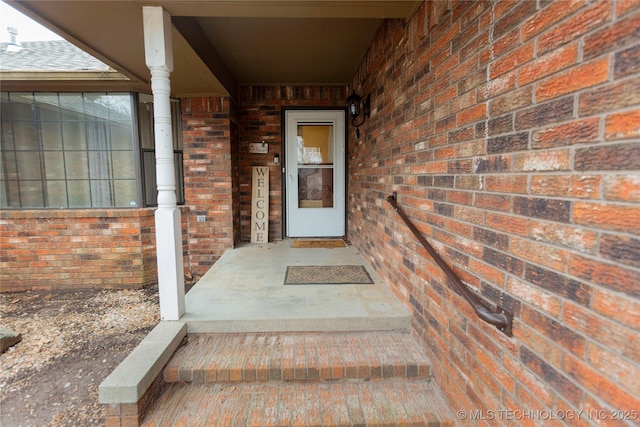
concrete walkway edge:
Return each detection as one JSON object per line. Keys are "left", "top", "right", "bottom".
{"left": 99, "top": 321, "right": 186, "bottom": 404}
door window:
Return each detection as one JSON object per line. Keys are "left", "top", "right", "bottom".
{"left": 297, "top": 124, "right": 333, "bottom": 208}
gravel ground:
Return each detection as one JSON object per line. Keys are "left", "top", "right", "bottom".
{"left": 0, "top": 287, "right": 161, "bottom": 426}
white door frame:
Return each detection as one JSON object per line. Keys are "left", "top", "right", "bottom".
{"left": 284, "top": 109, "right": 346, "bottom": 237}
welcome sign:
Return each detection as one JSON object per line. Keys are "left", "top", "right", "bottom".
{"left": 251, "top": 166, "right": 269, "bottom": 243}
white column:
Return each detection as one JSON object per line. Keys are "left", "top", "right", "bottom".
{"left": 143, "top": 6, "right": 185, "bottom": 320}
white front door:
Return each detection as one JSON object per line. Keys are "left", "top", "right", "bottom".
{"left": 285, "top": 110, "right": 345, "bottom": 237}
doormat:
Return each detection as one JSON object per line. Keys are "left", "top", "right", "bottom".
{"left": 290, "top": 239, "right": 346, "bottom": 248}
{"left": 284, "top": 265, "right": 373, "bottom": 285}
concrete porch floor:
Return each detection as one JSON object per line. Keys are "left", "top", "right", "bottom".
{"left": 180, "top": 240, "right": 411, "bottom": 333}
{"left": 100, "top": 240, "right": 439, "bottom": 426}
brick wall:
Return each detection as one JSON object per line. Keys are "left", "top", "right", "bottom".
{"left": 231, "top": 101, "right": 242, "bottom": 245}
{"left": 239, "top": 86, "right": 347, "bottom": 241}
{"left": 2, "top": 95, "right": 239, "bottom": 291}
{"left": 181, "top": 97, "right": 239, "bottom": 276}
{"left": 348, "top": 0, "right": 640, "bottom": 422}
{"left": 0, "top": 209, "right": 159, "bottom": 292}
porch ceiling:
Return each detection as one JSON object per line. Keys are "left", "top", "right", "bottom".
{"left": 4, "top": 0, "right": 422, "bottom": 99}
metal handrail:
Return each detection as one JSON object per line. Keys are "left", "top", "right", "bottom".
{"left": 387, "top": 193, "right": 513, "bottom": 336}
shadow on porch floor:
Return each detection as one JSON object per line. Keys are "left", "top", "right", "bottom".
{"left": 180, "top": 240, "right": 411, "bottom": 333}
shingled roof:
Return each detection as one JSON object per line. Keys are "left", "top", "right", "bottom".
{"left": 0, "top": 40, "right": 110, "bottom": 71}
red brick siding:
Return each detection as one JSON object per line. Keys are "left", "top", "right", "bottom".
{"left": 0, "top": 209, "right": 160, "bottom": 292}
{"left": 230, "top": 102, "right": 242, "bottom": 245}
{"left": 1, "top": 94, "right": 236, "bottom": 291}
{"left": 239, "top": 86, "right": 347, "bottom": 241}
{"left": 348, "top": 0, "right": 640, "bottom": 421}
{"left": 104, "top": 371, "right": 167, "bottom": 427}
{"left": 181, "top": 97, "right": 239, "bottom": 276}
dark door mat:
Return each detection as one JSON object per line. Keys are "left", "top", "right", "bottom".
{"left": 284, "top": 265, "right": 373, "bottom": 285}
{"left": 290, "top": 239, "right": 346, "bottom": 248}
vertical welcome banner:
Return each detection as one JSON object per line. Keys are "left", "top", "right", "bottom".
{"left": 251, "top": 166, "right": 269, "bottom": 243}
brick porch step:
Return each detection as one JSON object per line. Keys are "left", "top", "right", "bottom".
{"left": 140, "top": 331, "right": 454, "bottom": 426}
{"left": 164, "top": 332, "right": 431, "bottom": 383}
{"left": 141, "top": 380, "right": 453, "bottom": 427}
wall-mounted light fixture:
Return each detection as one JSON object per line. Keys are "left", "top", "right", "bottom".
{"left": 346, "top": 90, "right": 370, "bottom": 139}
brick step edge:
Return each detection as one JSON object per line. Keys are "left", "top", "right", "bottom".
{"left": 140, "top": 380, "right": 455, "bottom": 427}
{"left": 163, "top": 332, "right": 431, "bottom": 384}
